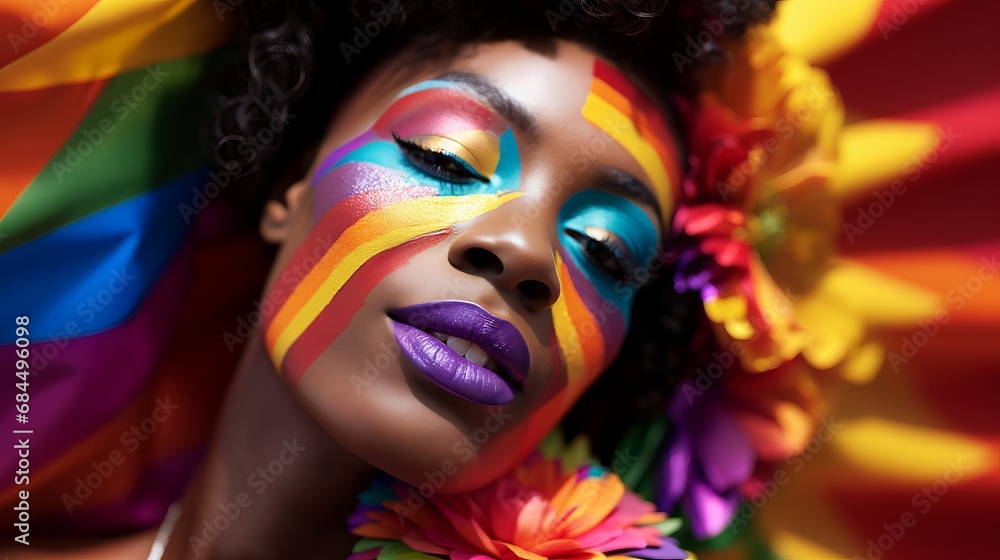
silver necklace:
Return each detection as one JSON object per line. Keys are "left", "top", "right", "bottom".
{"left": 146, "top": 502, "right": 182, "bottom": 560}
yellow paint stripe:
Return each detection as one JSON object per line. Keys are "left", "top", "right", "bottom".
{"left": 269, "top": 192, "right": 521, "bottom": 366}
{"left": 0, "top": 0, "right": 228, "bottom": 92}
{"left": 582, "top": 92, "right": 670, "bottom": 205}
{"left": 551, "top": 254, "right": 586, "bottom": 384}
{"left": 590, "top": 76, "right": 633, "bottom": 118}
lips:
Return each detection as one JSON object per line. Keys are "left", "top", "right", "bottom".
{"left": 389, "top": 301, "right": 530, "bottom": 406}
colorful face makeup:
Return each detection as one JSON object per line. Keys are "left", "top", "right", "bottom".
{"left": 261, "top": 55, "right": 679, "bottom": 454}
{"left": 582, "top": 59, "right": 682, "bottom": 220}
{"left": 520, "top": 60, "right": 677, "bottom": 448}
{"left": 262, "top": 79, "right": 523, "bottom": 380}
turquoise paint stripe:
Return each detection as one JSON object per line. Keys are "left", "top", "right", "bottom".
{"left": 558, "top": 189, "right": 659, "bottom": 321}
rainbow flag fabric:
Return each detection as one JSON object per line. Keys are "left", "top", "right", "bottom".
{"left": 0, "top": 0, "right": 269, "bottom": 532}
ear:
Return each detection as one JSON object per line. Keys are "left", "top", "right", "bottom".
{"left": 260, "top": 181, "right": 308, "bottom": 244}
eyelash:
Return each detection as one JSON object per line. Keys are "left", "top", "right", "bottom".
{"left": 392, "top": 132, "right": 489, "bottom": 184}
{"left": 564, "top": 228, "right": 635, "bottom": 281}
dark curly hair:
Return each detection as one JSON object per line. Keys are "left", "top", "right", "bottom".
{"left": 213, "top": 0, "right": 776, "bottom": 465}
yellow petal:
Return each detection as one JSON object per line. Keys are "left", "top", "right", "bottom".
{"left": 816, "top": 260, "right": 941, "bottom": 326}
{"left": 830, "top": 120, "right": 940, "bottom": 204}
{"left": 838, "top": 340, "right": 885, "bottom": 384}
{"left": 836, "top": 418, "right": 996, "bottom": 482}
{"left": 770, "top": 0, "right": 882, "bottom": 65}
{"left": 705, "top": 296, "right": 752, "bottom": 339}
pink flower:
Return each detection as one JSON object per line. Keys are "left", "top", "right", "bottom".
{"left": 349, "top": 452, "right": 691, "bottom": 559}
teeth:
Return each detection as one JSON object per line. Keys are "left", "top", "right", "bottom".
{"left": 464, "top": 343, "right": 489, "bottom": 367}
{"left": 423, "top": 329, "right": 497, "bottom": 371}
{"left": 446, "top": 335, "right": 472, "bottom": 355}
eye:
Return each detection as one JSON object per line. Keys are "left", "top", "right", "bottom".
{"left": 392, "top": 132, "right": 490, "bottom": 184}
{"left": 564, "top": 226, "right": 635, "bottom": 280}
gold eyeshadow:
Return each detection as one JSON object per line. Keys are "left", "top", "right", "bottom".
{"left": 406, "top": 130, "right": 501, "bottom": 178}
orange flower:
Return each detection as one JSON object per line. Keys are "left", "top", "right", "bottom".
{"left": 349, "top": 451, "right": 692, "bottom": 559}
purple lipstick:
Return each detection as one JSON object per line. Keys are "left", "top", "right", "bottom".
{"left": 389, "top": 300, "right": 530, "bottom": 406}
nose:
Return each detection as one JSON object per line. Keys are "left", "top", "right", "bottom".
{"left": 447, "top": 200, "right": 561, "bottom": 311}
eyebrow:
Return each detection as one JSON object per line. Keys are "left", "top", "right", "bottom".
{"left": 437, "top": 72, "right": 538, "bottom": 138}
{"left": 433, "top": 73, "right": 661, "bottom": 221}
{"left": 599, "top": 168, "right": 663, "bottom": 223}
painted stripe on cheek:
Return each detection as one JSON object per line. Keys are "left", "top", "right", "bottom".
{"left": 551, "top": 253, "right": 606, "bottom": 389}
{"left": 312, "top": 162, "right": 417, "bottom": 219}
{"left": 282, "top": 232, "right": 448, "bottom": 384}
{"left": 267, "top": 192, "right": 523, "bottom": 368}
{"left": 559, "top": 251, "right": 625, "bottom": 359}
{"left": 263, "top": 185, "right": 437, "bottom": 353}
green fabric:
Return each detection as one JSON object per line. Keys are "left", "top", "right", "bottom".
{"left": 1, "top": 53, "right": 217, "bottom": 252}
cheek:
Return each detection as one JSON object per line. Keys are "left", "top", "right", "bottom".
{"left": 261, "top": 160, "right": 523, "bottom": 384}
{"left": 519, "top": 251, "right": 630, "bottom": 446}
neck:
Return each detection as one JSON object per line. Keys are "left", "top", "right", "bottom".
{"left": 162, "top": 335, "right": 377, "bottom": 560}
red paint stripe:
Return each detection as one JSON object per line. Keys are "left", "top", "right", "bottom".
{"left": 594, "top": 59, "right": 642, "bottom": 101}
{"left": 593, "top": 59, "right": 682, "bottom": 199}
{"left": 262, "top": 185, "right": 436, "bottom": 341}
{"left": 282, "top": 232, "right": 449, "bottom": 383}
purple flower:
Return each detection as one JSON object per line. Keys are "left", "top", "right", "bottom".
{"left": 659, "top": 380, "right": 756, "bottom": 539}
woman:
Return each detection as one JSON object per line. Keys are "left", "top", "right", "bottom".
{"left": 0, "top": 1, "right": 775, "bottom": 558}
{"left": 9, "top": 0, "right": 994, "bottom": 559}
{"left": 156, "top": 2, "right": 749, "bottom": 557}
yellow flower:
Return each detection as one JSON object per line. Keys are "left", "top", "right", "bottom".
{"left": 679, "top": 25, "right": 937, "bottom": 382}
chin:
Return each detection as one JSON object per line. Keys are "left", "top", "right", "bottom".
{"left": 373, "top": 426, "right": 530, "bottom": 495}
{"left": 294, "top": 342, "right": 533, "bottom": 490}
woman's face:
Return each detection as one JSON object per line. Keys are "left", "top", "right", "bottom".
{"left": 260, "top": 40, "right": 680, "bottom": 491}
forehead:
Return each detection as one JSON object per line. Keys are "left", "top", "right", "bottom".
{"left": 424, "top": 41, "right": 679, "bottom": 215}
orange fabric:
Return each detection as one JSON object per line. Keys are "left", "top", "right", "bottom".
{"left": 0, "top": 79, "right": 107, "bottom": 218}
{"left": 0, "top": 0, "right": 99, "bottom": 68}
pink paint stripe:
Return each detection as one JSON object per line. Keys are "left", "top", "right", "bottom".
{"left": 559, "top": 250, "right": 626, "bottom": 362}
{"left": 312, "top": 161, "right": 412, "bottom": 220}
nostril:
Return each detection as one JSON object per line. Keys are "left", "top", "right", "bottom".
{"left": 464, "top": 247, "right": 504, "bottom": 275}
{"left": 517, "top": 279, "right": 551, "bottom": 306}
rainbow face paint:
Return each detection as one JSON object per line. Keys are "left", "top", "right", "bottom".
{"left": 582, "top": 59, "right": 681, "bottom": 220}
{"left": 261, "top": 60, "right": 679, "bottom": 424}
{"left": 521, "top": 61, "right": 678, "bottom": 447}
{"left": 548, "top": 59, "right": 677, "bottom": 388}
{"left": 262, "top": 79, "right": 523, "bottom": 380}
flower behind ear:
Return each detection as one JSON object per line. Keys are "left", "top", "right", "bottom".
{"left": 659, "top": 5, "right": 941, "bottom": 543}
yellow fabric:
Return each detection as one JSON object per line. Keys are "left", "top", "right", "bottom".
{"left": 0, "top": 0, "right": 228, "bottom": 92}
